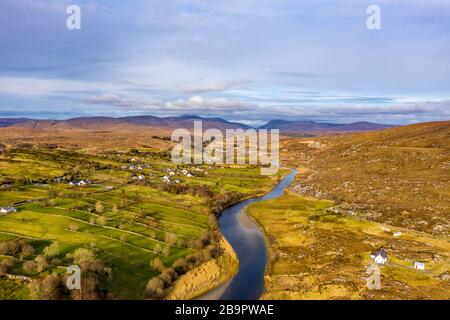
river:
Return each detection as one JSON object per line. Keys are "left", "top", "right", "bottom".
{"left": 198, "top": 169, "right": 298, "bottom": 300}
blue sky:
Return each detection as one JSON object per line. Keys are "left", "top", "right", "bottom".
{"left": 0, "top": 0, "right": 449, "bottom": 125}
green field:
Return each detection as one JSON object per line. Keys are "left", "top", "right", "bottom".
{"left": 0, "top": 147, "right": 281, "bottom": 299}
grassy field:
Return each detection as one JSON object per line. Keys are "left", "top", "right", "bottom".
{"left": 247, "top": 188, "right": 450, "bottom": 300}
{"left": 0, "top": 145, "right": 281, "bottom": 299}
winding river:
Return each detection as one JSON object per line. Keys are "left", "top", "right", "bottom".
{"left": 199, "top": 169, "right": 298, "bottom": 300}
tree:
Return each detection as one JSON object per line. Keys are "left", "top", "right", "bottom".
{"left": 95, "top": 201, "right": 104, "bottom": 214}
{"left": 150, "top": 257, "right": 165, "bottom": 272}
{"left": 29, "top": 276, "right": 62, "bottom": 300}
{"left": 124, "top": 212, "right": 135, "bottom": 224}
{"left": 200, "top": 231, "right": 211, "bottom": 246}
{"left": 208, "top": 214, "right": 218, "bottom": 230}
{"left": 35, "top": 255, "right": 48, "bottom": 273}
{"left": 154, "top": 244, "right": 162, "bottom": 255}
{"left": 172, "top": 258, "right": 187, "bottom": 275}
{"left": 22, "top": 260, "right": 36, "bottom": 274}
{"left": 112, "top": 204, "right": 118, "bottom": 214}
{"left": 145, "top": 277, "right": 164, "bottom": 299}
{"left": 68, "top": 223, "right": 79, "bottom": 232}
{"left": 162, "top": 246, "right": 171, "bottom": 257}
{"left": 176, "top": 239, "right": 186, "bottom": 248}
{"left": 20, "top": 243, "right": 35, "bottom": 260}
{"left": 165, "top": 233, "right": 178, "bottom": 246}
{"left": 73, "top": 248, "right": 95, "bottom": 264}
{"left": 159, "top": 267, "right": 177, "bottom": 285}
{"left": 97, "top": 216, "right": 107, "bottom": 226}
{"left": 0, "top": 258, "right": 15, "bottom": 275}
{"left": 43, "top": 242, "right": 60, "bottom": 258}
{"left": 120, "top": 234, "right": 128, "bottom": 243}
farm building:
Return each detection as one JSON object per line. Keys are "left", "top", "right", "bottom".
{"left": 69, "top": 179, "right": 90, "bottom": 187}
{"left": 0, "top": 206, "right": 17, "bottom": 215}
{"left": 413, "top": 261, "right": 425, "bottom": 270}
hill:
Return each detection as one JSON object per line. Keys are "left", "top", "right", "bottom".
{"left": 5, "top": 115, "right": 250, "bottom": 132}
{"left": 261, "top": 120, "right": 394, "bottom": 134}
{"left": 0, "top": 118, "right": 30, "bottom": 128}
{"left": 284, "top": 121, "right": 450, "bottom": 236}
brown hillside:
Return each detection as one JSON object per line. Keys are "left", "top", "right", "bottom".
{"left": 284, "top": 121, "right": 450, "bottom": 236}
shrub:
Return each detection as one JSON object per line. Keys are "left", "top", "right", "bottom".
{"left": 73, "top": 248, "right": 95, "bottom": 264}
{"left": 34, "top": 255, "right": 48, "bottom": 273}
{"left": 29, "top": 275, "right": 62, "bottom": 300}
{"left": 172, "top": 258, "right": 187, "bottom": 275}
{"left": 145, "top": 277, "right": 165, "bottom": 299}
{"left": 22, "top": 260, "right": 37, "bottom": 274}
{"left": 0, "top": 258, "right": 15, "bottom": 275}
{"left": 43, "top": 243, "right": 60, "bottom": 258}
{"left": 150, "top": 257, "right": 165, "bottom": 272}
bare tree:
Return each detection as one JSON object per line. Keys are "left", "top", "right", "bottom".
{"left": 73, "top": 248, "right": 95, "bottom": 264}
{"left": 43, "top": 242, "right": 60, "bottom": 258}
{"left": 145, "top": 277, "right": 165, "bottom": 299}
{"left": 150, "top": 257, "right": 165, "bottom": 272}
{"left": 34, "top": 255, "right": 48, "bottom": 273}
{"left": 95, "top": 201, "right": 104, "bottom": 214}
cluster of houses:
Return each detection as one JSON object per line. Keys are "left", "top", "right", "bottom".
{"left": 370, "top": 247, "right": 426, "bottom": 270}
{"left": 161, "top": 167, "right": 209, "bottom": 184}
{"left": 123, "top": 159, "right": 152, "bottom": 171}
{"left": 162, "top": 175, "right": 180, "bottom": 184}
{"left": 69, "top": 179, "right": 90, "bottom": 187}
{"left": 0, "top": 206, "right": 17, "bottom": 216}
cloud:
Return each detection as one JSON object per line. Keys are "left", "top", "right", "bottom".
{"left": 82, "top": 94, "right": 255, "bottom": 115}
{"left": 166, "top": 96, "right": 254, "bottom": 111}
{"left": 179, "top": 79, "right": 250, "bottom": 94}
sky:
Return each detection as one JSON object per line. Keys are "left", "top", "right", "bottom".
{"left": 0, "top": 0, "right": 449, "bottom": 126}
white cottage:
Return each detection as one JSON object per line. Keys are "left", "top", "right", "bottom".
{"left": 371, "top": 248, "right": 388, "bottom": 265}
{"left": 0, "top": 206, "right": 17, "bottom": 215}
{"left": 413, "top": 261, "right": 425, "bottom": 270}
{"left": 69, "top": 179, "right": 90, "bottom": 187}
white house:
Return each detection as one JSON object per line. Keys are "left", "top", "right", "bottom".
{"left": 169, "top": 171, "right": 175, "bottom": 176}
{"left": 181, "top": 169, "right": 188, "bottom": 175}
{"left": 393, "top": 232, "right": 402, "bottom": 237}
{"left": 413, "top": 261, "right": 425, "bottom": 270}
{"left": 69, "top": 179, "right": 90, "bottom": 187}
{"left": 186, "top": 173, "right": 193, "bottom": 177}
{"left": 371, "top": 248, "right": 388, "bottom": 265}
{"left": 137, "top": 174, "right": 145, "bottom": 181}
{"left": 162, "top": 176, "right": 171, "bottom": 183}
{"left": 0, "top": 206, "right": 17, "bottom": 214}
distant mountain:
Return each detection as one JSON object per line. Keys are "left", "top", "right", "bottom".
{"left": 120, "top": 115, "right": 251, "bottom": 130}
{"left": 0, "top": 118, "right": 30, "bottom": 127}
{"left": 260, "top": 120, "right": 394, "bottom": 133}
{"left": 0, "top": 115, "right": 392, "bottom": 133}
{"left": 5, "top": 115, "right": 251, "bottom": 131}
